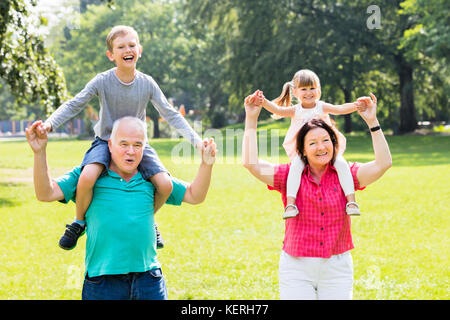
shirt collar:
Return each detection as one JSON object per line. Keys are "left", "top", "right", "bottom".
{"left": 304, "top": 163, "right": 336, "bottom": 184}
{"left": 106, "top": 169, "right": 142, "bottom": 182}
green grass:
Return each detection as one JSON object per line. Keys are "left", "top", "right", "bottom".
{"left": 0, "top": 133, "right": 449, "bottom": 300}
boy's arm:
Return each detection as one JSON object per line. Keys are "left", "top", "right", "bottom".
{"left": 44, "top": 76, "right": 99, "bottom": 132}
{"left": 25, "top": 122, "right": 65, "bottom": 202}
{"left": 322, "top": 102, "right": 357, "bottom": 115}
{"left": 182, "top": 140, "right": 216, "bottom": 204}
{"left": 148, "top": 77, "right": 203, "bottom": 149}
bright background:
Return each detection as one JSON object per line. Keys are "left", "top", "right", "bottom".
{"left": 0, "top": 131, "right": 448, "bottom": 299}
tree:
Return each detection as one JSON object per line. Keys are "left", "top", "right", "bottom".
{"left": 184, "top": 0, "right": 377, "bottom": 132}
{"left": 0, "top": 0, "right": 69, "bottom": 117}
{"left": 185, "top": 0, "right": 448, "bottom": 133}
{"left": 399, "top": 0, "right": 449, "bottom": 123}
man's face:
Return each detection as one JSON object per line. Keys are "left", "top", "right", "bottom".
{"left": 108, "top": 123, "right": 145, "bottom": 175}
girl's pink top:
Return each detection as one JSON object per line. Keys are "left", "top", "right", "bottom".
{"left": 268, "top": 162, "right": 365, "bottom": 258}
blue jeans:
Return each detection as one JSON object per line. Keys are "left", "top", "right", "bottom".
{"left": 81, "top": 268, "right": 168, "bottom": 300}
{"left": 81, "top": 137, "right": 167, "bottom": 179}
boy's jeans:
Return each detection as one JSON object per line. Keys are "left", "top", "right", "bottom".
{"left": 82, "top": 268, "right": 168, "bottom": 300}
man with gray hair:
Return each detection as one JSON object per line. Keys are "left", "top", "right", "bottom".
{"left": 26, "top": 117, "right": 216, "bottom": 299}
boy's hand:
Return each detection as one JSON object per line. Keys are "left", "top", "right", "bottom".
{"left": 42, "top": 121, "right": 52, "bottom": 133}
{"left": 25, "top": 120, "right": 48, "bottom": 153}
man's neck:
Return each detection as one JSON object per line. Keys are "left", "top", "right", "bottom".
{"left": 115, "top": 67, "right": 136, "bottom": 84}
{"left": 108, "top": 163, "right": 138, "bottom": 182}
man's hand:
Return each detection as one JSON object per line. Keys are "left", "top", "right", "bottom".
{"left": 25, "top": 120, "right": 48, "bottom": 154}
{"left": 201, "top": 138, "right": 217, "bottom": 166}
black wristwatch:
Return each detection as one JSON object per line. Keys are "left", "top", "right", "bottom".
{"left": 370, "top": 125, "right": 381, "bottom": 132}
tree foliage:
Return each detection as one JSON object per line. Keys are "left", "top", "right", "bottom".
{"left": 184, "top": 0, "right": 449, "bottom": 133}
{"left": 3, "top": 0, "right": 447, "bottom": 133}
{"left": 0, "top": 0, "right": 69, "bottom": 118}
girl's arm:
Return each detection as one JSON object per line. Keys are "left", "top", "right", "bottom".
{"left": 355, "top": 94, "right": 392, "bottom": 188}
{"left": 242, "top": 94, "right": 276, "bottom": 186}
{"left": 322, "top": 102, "right": 357, "bottom": 115}
{"left": 262, "top": 98, "right": 296, "bottom": 118}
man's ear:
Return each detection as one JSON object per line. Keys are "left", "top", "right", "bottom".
{"left": 108, "top": 139, "right": 112, "bottom": 152}
{"left": 106, "top": 50, "right": 114, "bottom": 62}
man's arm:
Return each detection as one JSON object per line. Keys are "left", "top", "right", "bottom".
{"left": 25, "top": 121, "right": 65, "bottom": 202}
{"left": 182, "top": 139, "right": 216, "bottom": 204}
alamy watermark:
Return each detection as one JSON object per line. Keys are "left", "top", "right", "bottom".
{"left": 366, "top": 5, "right": 381, "bottom": 30}
{"left": 169, "top": 121, "right": 280, "bottom": 173}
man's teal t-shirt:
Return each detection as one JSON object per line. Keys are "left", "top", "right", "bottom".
{"left": 55, "top": 166, "right": 187, "bottom": 277}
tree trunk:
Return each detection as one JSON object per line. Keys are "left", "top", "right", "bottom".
{"left": 342, "top": 88, "right": 352, "bottom": 133}
{"left": 150, "top": 112, "right": 160, "bottom": 138}
{"left": 396, "top": 54, "right": 417, "bottom": 134}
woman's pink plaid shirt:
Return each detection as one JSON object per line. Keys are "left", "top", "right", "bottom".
{"left": 268, "top": 162, "right": 365, "bottom": 258}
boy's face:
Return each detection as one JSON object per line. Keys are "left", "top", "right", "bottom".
{"left": 106, "top": 32, "right": 142, "bottom": 69}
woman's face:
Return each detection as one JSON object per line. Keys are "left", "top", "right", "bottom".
{"left": 302, "top": 127, "right": 334, "bottom": 167}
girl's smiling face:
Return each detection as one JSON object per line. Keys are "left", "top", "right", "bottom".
{"left": 293, "top": 84, "right": 321, "bottom": 107}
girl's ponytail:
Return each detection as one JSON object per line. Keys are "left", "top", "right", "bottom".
{"left": 273, "top": 81, "right": 293, "bottom": 107}
{"left": 271, "top": 81, "right": 293, "bottom": 119}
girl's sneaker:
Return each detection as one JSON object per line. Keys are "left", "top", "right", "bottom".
{"left": 283, "top": 204, "right": 299, "bottom": 219}
{"left": 346, "top": 202, "right": 362, "bottom": 216}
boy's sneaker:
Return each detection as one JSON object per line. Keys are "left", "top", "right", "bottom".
{"left": 155, "top": 224, "right": 164, "bottom": 249}
{"left": 59, "top": 222, "right": 86, "bottom": 250}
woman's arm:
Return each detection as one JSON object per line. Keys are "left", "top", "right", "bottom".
{"left": 242, "top": 93, "right": 276, "bottom": 186}
{"left": 355, "top": 94, "right": 392, "bottom": 188}
{"left": 322, "top": 102, "right": 357, "bottom": 115}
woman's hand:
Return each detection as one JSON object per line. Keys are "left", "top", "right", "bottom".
{"left": 244, "top": 90, "right": 264, "bottom": 119}
{"left": 356, "top": 93, "right": 379, "bottom": 128}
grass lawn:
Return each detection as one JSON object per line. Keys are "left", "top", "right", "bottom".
{"left": 0, "top": 132, "right": 449, "bottom": 300}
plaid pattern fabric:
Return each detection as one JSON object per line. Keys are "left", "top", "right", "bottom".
{"left": 268, "top": 162, "right": 365, "bottom": 258}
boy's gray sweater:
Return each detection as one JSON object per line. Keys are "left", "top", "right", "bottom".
{"left": 46, "top": 68, "right": 202, "bottom": 146}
